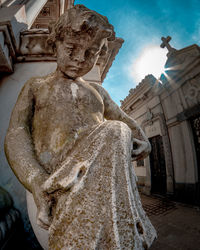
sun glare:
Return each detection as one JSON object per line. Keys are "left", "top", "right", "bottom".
{"left": 131, "top": 46, "right": 167, "bottom": 83}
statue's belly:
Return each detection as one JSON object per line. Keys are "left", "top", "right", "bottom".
{"left": 32, "top": 110, "right": 103, "bottom": 173}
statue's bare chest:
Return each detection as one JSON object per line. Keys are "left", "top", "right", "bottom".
{"left": 34, "top": 80, "right": 104, "bottom": 115}
{"left": 32, "top": 80, "right": 105, "bottom": 166}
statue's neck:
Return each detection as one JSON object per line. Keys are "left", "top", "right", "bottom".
{"left": 55, "top": 69, "right": 84, "bottom": 83}
{"left": 55, "top": 68, "right": 77, "bottom": 81}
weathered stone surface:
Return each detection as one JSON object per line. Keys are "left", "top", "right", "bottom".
{"left": 27, "top": 190, "right": 49, "bottom": 249}
{"left": 0, "top": 61, "right": 57, "bottom": 246}
{"left": 44, "top": 120, "right": 156, "bottom": 249}
{"left": 5, "top": 4, "right": 156, "bottom": 249}
{"left": 20, "top": 29, "right": 54, "bottom": 56}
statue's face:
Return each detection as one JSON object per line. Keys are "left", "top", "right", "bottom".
{"left": 56, "top": 34, "right": 105, "bottom": 79}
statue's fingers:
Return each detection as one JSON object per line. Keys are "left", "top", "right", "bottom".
{"left": 36, "top": 205, "right": 51, "bottom": 230}
{"left": 37, "top": 217, "right": 50, "bottom": 230}
{"left": 132, "top": 146, "right": 143, "bottom": 155}
{"left": 132, "top": 150, "right": 146, "bottom": 162}
{"left": 132, "top": 138, "right": 143, "bottom": 145}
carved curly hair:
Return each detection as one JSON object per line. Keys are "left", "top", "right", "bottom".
{"left": 47, "top": 4, "right": 115, "bottom": 51}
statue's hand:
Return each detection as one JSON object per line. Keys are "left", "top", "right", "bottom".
{"left": 131, "top": 138, "right": 151, "bottom": 161}
{"left": 43, "top": 165, "right": 86, "bottom": 195}
{"left": 31, "top": 175, "right": 53, "bottom": 230}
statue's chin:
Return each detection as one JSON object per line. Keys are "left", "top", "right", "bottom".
{"left": 26, "top": 191, "right": 49, "bottom": 250}
{"left": 64, "top": 72, "right": 86, "bottom": 79}
{"left": 60, "top": 68, "right": 92, "bottom": 80}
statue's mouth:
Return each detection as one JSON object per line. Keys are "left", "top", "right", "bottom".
{"left": 68, "top": 66, "right": 80, "bottom": 71}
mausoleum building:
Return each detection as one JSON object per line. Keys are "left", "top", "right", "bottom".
{"left": 121, "top": 37, "right": 200, "bottom": 205}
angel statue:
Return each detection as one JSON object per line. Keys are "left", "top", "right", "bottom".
{"left": 5, "top": 4, "right": 156, "bottom": 249}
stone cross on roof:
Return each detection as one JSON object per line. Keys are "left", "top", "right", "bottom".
{"left": 160, "top": 36, "right": 177, "bottom": 54}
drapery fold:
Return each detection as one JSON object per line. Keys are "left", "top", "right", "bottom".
{"left": 42, "top": 121, "right": 156, "bottom": 249}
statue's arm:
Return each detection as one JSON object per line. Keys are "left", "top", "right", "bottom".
{"left": 90, "top": 82, "right": 151, "bottom": 159}
{"left": 4, "top": 80, "right": 49, "bottom": 192}
{"left": 5, "top": 80, "right": 51, "bottom": 229}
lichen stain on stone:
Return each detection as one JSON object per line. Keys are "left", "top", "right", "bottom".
{"left": 71, "top": 82, "right": 79, "bottom": 100}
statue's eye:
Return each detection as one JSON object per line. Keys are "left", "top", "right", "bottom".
{"left": 85, "top": 49, "right": 91, "bottom": 58}
{"left": 64, "top": 45, "right": 73, "bottom": 55}
{"left": 85, "top": 49, "right": 98, "bottom": 58}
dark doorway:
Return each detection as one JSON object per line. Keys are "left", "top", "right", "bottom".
{"left": 149, "top": 135, "right": 167, "bottom": 195}
{"left": 190, "top": 115, "right": 200, "bottom": 181}
{"left": 190, "top": 115, "right": 200, "bottom": 204}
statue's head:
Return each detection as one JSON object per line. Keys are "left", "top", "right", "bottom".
{"left": 48, "top": 4, "right": 115, "bottom": 79}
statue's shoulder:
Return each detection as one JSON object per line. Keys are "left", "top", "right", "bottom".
{"left": 26, "top": 73, "right": 55, "bottom": 92}
{"left": 88, "top": 82, "right": 108, "bottom": 99}
{"left": 88, "top": 81, "right": 104, "bottom": 93}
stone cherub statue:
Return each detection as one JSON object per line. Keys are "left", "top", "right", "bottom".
{"left": 5, "top": 4, "right": 156, "bottom": 249}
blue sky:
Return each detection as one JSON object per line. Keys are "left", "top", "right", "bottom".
{"left": 75, "top": 0, "right": 200, "bottom": 105}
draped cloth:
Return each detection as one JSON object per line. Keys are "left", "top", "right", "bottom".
{"left": 43, "top": 121, "right": 157, "bottom": 249}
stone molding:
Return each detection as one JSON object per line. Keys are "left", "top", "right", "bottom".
{"left": 99, "top": 37, "right": 124, "bottom": 82}
{"left": 0, "top": 4, "right": 27, "bottom": 72}
{"left": 0, "top": 29, "right": 13, "bottom": 72}
{"left": 120, "top": 74, "right": 157, "bottom": 109}
{"left": 19, "top": 29, "right": 55, "bottom": 60}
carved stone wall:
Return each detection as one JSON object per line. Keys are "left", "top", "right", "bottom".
{"left": 31, "top": 0, "right": 60, "bottom": 29}
{"left": 182, "top": 74, "right": 200, "bottom": 108}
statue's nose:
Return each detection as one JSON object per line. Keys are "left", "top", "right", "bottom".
{"left": 74, "top": 52, "right": 85, "bottom": 62}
